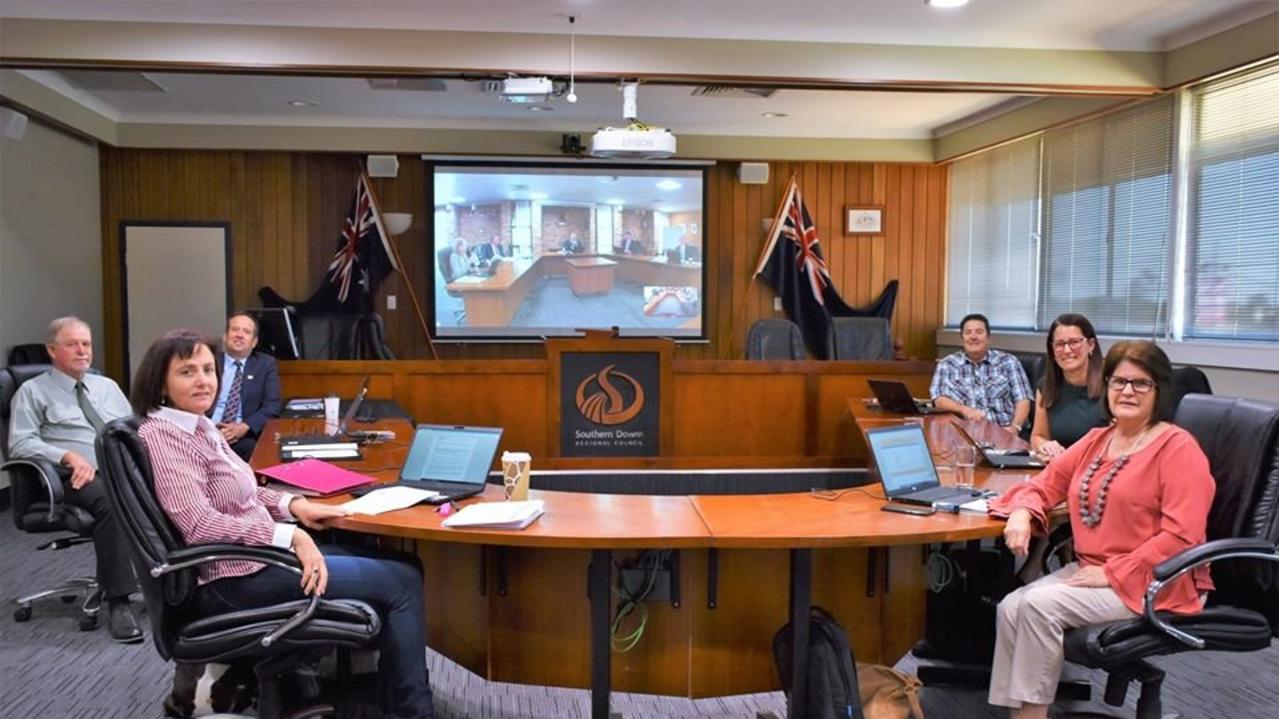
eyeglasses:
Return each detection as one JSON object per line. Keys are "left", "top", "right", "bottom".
{"left": 1052, "top": 337, "right": 1089, "bottom": 353}
{"left": 1107, "top": 376, "right": 1155, "bottom": 394}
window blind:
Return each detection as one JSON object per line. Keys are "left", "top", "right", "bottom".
{"left": 1038, "top": 96, "right": 1175, "bottom": 336}
{"left": 946, "top": 135, "right": 1041, "bottom": 329}
{"left": 1188, "top": 62, "right": 1279, "bottom": 341}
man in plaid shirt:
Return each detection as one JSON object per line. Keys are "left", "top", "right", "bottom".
{"left": 931, "top": 313, "right": 1032, "bottom": 433}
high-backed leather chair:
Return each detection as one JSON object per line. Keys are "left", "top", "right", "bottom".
{"left": 1, "top": 364, "right": 101, "bottom": 629}
{"left": 95, "top": 417, "right": 381, "bottom": 719}
{"left": 297, "top": 313, "right": 362, "bottom": 360}
{"left": 6, "top": 343, "right": 47, "bottom": 365}
{"left": 746, "top": 318, "right": 806, "bottom": 360}
{"left": 355, "top": 312, "right": 396, "bottom": 360}
{"left": 1062, "top": 394, "right": 1279, "bottom": 718}
{"left": 1171, "top": 365, "right": 1213, "bottom": 409}
{"left": 829, "top": 317, "right": 893, "bottom": 360}
{"left": 437, "top": 246, "right": 468, "bottom": 324}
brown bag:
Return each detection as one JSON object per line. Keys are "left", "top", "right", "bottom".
{"left": 856, "top": 663, "right": 924, "bottom": 719}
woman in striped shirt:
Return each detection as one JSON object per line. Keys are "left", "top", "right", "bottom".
{"left": 132, "top": 332, "right": 434, "bottom": 719}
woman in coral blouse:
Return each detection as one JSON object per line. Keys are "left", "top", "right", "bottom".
{"left": 987, "top": 340, "right": 1214, "bottom": 718}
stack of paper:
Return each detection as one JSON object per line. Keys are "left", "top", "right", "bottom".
{"left": 341, "top": 486, "right": 442, "bottom": 515}
{"left": 285, "top": 398, "right": 324, "bottom": 411}
{"left": 442, "top": 500, "right": 545, "bottom": 530}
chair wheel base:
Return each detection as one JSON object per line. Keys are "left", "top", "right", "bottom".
{"left": 79, "top": 615, "right": 98, "bottom": 631}
{"left": 13, "top": 606, "right": 32, "bottom": 622}
{"left": 61, "top": 594, "right": 78, "bottom": 603}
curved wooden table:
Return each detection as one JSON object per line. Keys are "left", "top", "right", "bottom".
{"left": 255, "top": 416, "right": 1017, "bottom": 718}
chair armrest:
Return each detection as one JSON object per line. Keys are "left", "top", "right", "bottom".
{"left": 1143, "top": 538, "right": 1279, "bottom": 649}
{"left": 157, "top": 544, "right": 303, "bottom": 578}
{"left": 158, "top": 544, "right": 321, "bottom": 648}
{"left": 1, "top": 458, "right": 71, "bottom": 521}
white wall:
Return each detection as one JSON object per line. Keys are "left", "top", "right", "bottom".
{"left": 0, "top": 117, "right": 102, "bottom": 490}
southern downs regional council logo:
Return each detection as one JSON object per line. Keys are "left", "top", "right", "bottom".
{"left": 575, "top": 365, "right": 645, "bottom": 425}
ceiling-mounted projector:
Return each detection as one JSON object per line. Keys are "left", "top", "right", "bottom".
{"left": 589, "top": 82, "right": 677, "bottom": 159}
{"left": 500, "top": 76, "right": 553, "bottom": 103}
{"left": 590, "top": 126, "right": 677, "bottom": 159}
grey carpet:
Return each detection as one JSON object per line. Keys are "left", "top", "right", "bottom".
{"left": 1, "top": 505, "right": 1275, "bottom": 718}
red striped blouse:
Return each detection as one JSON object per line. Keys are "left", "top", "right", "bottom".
{"left": 139, "top": 407, "right": 296, "bottom": 585}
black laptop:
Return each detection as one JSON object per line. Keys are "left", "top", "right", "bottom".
{"left": 867, "top": 379, "right": 945, "bottom": 415}
{"left": 865, "top": 424, "right": 983, "bottom": 507}
{"left": 393, "top": 424, "right": 504, "bottom": 504}
{"left": 951, "top": 422, "right": 1044, "bottom": 470}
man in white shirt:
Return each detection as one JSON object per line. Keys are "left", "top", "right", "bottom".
{"left": 8, "top": 316, "right": 141, "bottom": 642}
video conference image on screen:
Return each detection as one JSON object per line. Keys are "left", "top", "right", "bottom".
{"left": 432, "top": 164, "right": 706, "bottom": 339}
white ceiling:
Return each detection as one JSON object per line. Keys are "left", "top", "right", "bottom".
{"left": 3, "top": 0, "right": 1276, "bottom": 51}
{"left": 19, "top": 70, "right": 1015, "bottom": 139}
{"left": 3, "top": 1, "right": 1275, "bottom": 140}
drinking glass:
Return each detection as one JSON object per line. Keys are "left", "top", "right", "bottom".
{"left": 953, "top": 445, "right": 977, "bottom": 489}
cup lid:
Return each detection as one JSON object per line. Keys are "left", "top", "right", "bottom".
{"left": 502, "top": 451, "right": 532, "bottom": 462}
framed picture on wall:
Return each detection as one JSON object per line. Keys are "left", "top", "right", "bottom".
{"left": 845, "top": 205, "right": 884, "bottom": 235}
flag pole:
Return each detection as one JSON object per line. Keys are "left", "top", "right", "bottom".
{"left": 753, "top": 174, "right": 799, "bottom": 277}
{"left": 364, "top": 172, "right": 439, "bottom": 360}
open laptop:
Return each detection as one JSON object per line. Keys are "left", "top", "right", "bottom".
{"left": 867, "top": 379, "right": 944, "bottom": 415}
{"left": 392, "top": 424, "right": 504, "bottom": 504}
{"left": 951, "top": 423, "right": 1045, "bottom": 470}
{"left": 278, "top": 378, "right": 370, "bottom": 461}
{"left": 865, "top": 423, "right": 983, "bottom": 507}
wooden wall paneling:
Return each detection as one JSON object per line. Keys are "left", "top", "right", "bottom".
{"left": 813, "top": 368, "right": 936, "bottom": 459}
{"left": 488, "top": 548, "right": 593, "bottom": 688}
{"left": 881, "top": 544, "right": 929, "bottom": 664}
{"left": 100, "top": 151, "right": 949, "bottom": 372}
{"left": 813, "top": 548, "right": 885, "bottom": 665}
{"left": 671, "top": 373, "right": 807, "bottom": 457}
{"left": 689, "top": 548, "right": 790, "bottom": 697}
{"left": 418, "top": 541, "right": 488, "bottom": 677}
{"left": 607, "top": 549, "right": 693, "bottom": 696}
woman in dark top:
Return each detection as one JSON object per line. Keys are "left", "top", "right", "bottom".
{"left": 1030, "top": 313, "right": 1106, "bottom": 462}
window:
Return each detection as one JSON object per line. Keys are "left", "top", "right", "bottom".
{"left": 945, "top": 135, "right": 1041, "bottom": 329}
{"left": 1039, "top": 96, "right": 1175, "bottom": 335}
{"left": 1188, "top": 63, "right": 1279, "bottom": 341}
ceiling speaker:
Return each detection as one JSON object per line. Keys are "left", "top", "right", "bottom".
{"left": 0, "top": 107, "right": 28, "bottom": 141}
{"left": 737, "top": 162, "right": 769, "bottom": 185}
{"left": 367, "top": 154, "right": 399, "bottom": 178}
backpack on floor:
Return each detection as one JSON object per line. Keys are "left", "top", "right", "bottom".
{"left": 772, "top": 606, "right": 865, "bottom": 719}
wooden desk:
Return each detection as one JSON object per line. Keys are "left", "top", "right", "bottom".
{"left": 253, "top": 414, "right": 1023, "bottom": 719}
{"left": 602, "top": 253, "right": 701, "bottom": 287}
{"left": 444, "top": 257, "right": 539, "bottom": 327}
{"left": 566, "top": 257, "right": 617, "bottom": 296}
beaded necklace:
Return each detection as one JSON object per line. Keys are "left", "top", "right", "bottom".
{"left": 1077, "top": 425, "right": 1152, "bottom": 528}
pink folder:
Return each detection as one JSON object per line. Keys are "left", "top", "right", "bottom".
{"left": 256, "top": 458, "right": 376, "bottom": 497}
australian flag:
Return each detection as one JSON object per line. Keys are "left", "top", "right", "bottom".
{"left": 755, "top": 178, "right": 896, "bottom": 359}
{"left": 259, "top": 172, "right": 400, "bottom": 314}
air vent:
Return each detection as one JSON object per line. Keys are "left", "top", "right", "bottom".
{"left": 366, "top": 78, "right": 447, "bottom": 91}
{"left": 58, "top": 70, "right": 167, "bottom": 92}
{"left": 690, "top": 86, "right": 777, "bottom": 99}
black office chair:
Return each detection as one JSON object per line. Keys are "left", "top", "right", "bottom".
{"left": 355, "top": 312, "right": 395, "bottom": 360}
{"left": 437, "top": 246, "right": 468, "bottom": 324}
{"left": 746, "top": 318, "right": 806, "bottom": 360}
{"left": 1170, "top": 365, "right": 1212, "bottom": 410}
{"left": 829, "top": 317, "right": 893, "bottom": 360}
{"left": 7, "top": 343, "right": 48, "bottom": 365}
{"left": 1016, "top": 354, "right": 1045, "bottom": 441}
{"left": 95, "top": 417, "right": 382, "bottom": 719}
{"left": 1061, "top": 394, "right": 1279, "bottom": 718}
{"left": 1, "top": 364, "right": 102, "bottom": 630}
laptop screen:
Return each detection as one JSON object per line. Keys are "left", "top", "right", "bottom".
{"left": 337, "top": 377, "right": 370, "bottom": 434}
{"left": 865, "top": 424, "right": 941, "bottom": 497}
{"left": 399, "top": 424, "right": 503, "bottom": 486}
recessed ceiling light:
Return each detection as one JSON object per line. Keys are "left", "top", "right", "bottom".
{"left": 529, "top": 191, "right": 549, "bottom": 201}
{"left": 287, "top": 100, "right": 318, "bottom": 107}
{"left": 606, "top": 198, "right": 625, "bottom": 206}
{"left": 925, "top": 0, "right": 969, "bottom": 8}
{"left": 656, "top": 180, "right": 682, "bottom": 191}
{"left": 761, "top": 112, "right": 788, "bottom": 118}
{"left": 527, "top": 105, "right": 554, "bottom": 112}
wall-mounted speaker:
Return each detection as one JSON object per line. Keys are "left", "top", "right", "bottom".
{"left": 737, "top": 162, "right": 769, "bottom": 185}
{"left": 367, "top": 154, "right": 399, "bottom": 178}
{"left": 0, "top": 107, "right": 29, "bottom": 141}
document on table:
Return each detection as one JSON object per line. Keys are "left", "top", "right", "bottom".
{"left": 442, "top": 500, "right": 545, "bottom": 530}
{"left": 341, "top": 486, "right": 441, "bottom": 515}
{"left": 959, "top": 498, "right": 989, "bottom": 514}
{"left": 285, "top": 398, "right": 324, "bottom": 411}
{"left": 452, "top": 275, "right": 486, "bottom": 284}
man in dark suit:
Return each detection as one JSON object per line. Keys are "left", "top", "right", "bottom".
{"left": 211, "top": 312, "right": 281, "bottom": 460}
{"left": 666, "top": 234, "right": 701, "bottom": 264}
{"left": 620, "top": 232, "right": 643, "bottom": 255}
{"left": 562, "top": 232, "right": 585, "bottom": 254}
{"left": 476, "top": 234, "right": 510, "bottom": 262}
